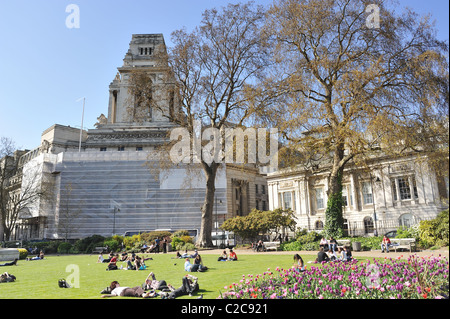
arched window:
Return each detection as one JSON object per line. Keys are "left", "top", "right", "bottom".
{"left": 399, "top": 213, "right": 417, "bottom": 228}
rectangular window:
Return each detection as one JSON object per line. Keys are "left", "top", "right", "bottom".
{"left": 362, "top": 182, "right": 373, "bottom": 205}
{"left": 341, "top": 185, "right": 353, "bottom": 207}
{"left": 100, "top": 147, "right": 107, "bottom": 152}
{"left": 315, "top": 188, "right": 324, "bottom": 209}
{"left": 392, "top": 180, "right": 398, "bottom": 201}
{"left": 262, "top": 201, "right": 267, "bottom": 211}
{"left": 392, "top": 176, "right": 418, "bottom": 201}
{"left": 398, "top": 177, "right": 411, "bottom": 200}
{"left": 255, "top": 184, "right": 259, "bottom": 194}
{"left": 342, "top": 185, "right": 348, "bottom": 207}
{"left": 283, "top": 192, "right": 292, "bottom": 209}
{"left": 136, "top": 146, "right": 143, "bottom": 151}
{"left": 292, "top": 191, "right": 296, "bottom": 211}
{"left": 412, "top": 176, "right": 418, "bottom": 199}
{"left": 261, "top": 185, "right": 266, "bottom": 194}
{"left": 118, "top": 146, "right": 125, "bottom": 151}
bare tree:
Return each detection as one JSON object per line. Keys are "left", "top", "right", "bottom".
{"left": 169, "top": 2, "right": 269, "bottom": 247}
{"left": 57, "top": 183, "right": 83, "bottom": 241}
{"left": 127, "top": 2, "right": 269, "bottom": 247}
{"left": 1, "top": 138, "right": 53, "bottom": 240}
{"left": 0, "top": 137, "right": 17, "bottom": 241}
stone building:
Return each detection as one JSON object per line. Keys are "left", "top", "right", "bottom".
{"left": 5, "top": 34, "right": 268, "bottom": 241}
{"left": 266, "top": 154, "right": 448, "bottom": 237}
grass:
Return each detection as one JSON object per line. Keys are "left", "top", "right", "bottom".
{"left": 1, "top": 252, "right": 325, "bottom": 299}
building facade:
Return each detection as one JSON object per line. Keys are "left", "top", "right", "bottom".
{"left": 4, "top": 34, "right": 268, "bottom": 241}
{"left": 267, "top": 155, "right": 448, "bottom": 237}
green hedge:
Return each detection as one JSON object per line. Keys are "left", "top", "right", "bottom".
{"left": 281, "top": 235, "right": 382, "bottom": 251}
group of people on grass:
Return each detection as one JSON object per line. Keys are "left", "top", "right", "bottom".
{"left": 98, "top": 251, "right": 154, "bottom": 271}
{"left": 98, "top": 248, "right": 240, "bottom": 298}
{"left": 101, "top": 271, "right": 199, "bottom": 299}
{"left": 140, "top": 236, "right": 169, "bottom": 254}
{"left": 217, "top": 249, "right": 238, "bottom": 261}
{"left": 316, "top": 237, "right": 353, "bottom": 263}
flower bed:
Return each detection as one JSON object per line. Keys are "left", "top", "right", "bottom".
{"left": 219, "top": 255, "right": 449, "bottom": 299}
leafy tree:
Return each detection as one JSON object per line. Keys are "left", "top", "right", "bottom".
{"left": 248, "top": 0, "right": 449, "bottom": 237}
{"left": 221, "top": 208, "right": 296, "bottom": 242}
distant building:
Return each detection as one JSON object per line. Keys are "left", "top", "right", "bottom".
{"left": 266, "top": 154, "right": 448, "bottom": 237}
{"left": 4, "top": 34, "right": 267, "bottom": 241}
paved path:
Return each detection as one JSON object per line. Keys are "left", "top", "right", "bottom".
{"left": 194, "top": 247, "right": 449, "bottom": 260}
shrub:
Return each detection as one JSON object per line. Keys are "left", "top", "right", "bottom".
{"left": 397, "top": 224, "right": 420, "bottom": 240}
{"left": 57, "top": 242, "right": 73, "bottom": 254}
{"left": 74, "top": 235, "right": 106, "bottom": 254}
{"left": 103, "top": 239, "right": 120, "bottom": 252}
{"left": 281, "top": 240, "right": 303, "bottom": 251}
{"left": 281, "top": 230, "right": 321, "bottom": 251}
{"left": 176, "top": 242, "right": 196, "bottom": 251}
{"left": 171, "top": 237, "right": 183, "bottom": 251}
{"left": 17, "top": 248, "right": 28, "bottom": 260}
{"left": 141, "top": 231, "right": 172, "bottom": 243}
{"left": 172, "top": 230, "right": 190, "bottom": 238}
{"left": 180, "top": 235, "right": 193, "bottom": 244}
{"left": 123, "top": 235, "right": 141, "bottom": 250}
{"left": 296, "top": 231, "right": 321, "bottom": 244}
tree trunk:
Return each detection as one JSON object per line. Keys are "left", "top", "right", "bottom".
{"left": 196, "top": 162, "right": 218, "bottom": 247}
{"left": 324, "top": 145, "right": 345, "bottom": 238}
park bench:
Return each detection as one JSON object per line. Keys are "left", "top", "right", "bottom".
{"left": 92, "top": 247, "right": 108, "bottom": 254}
{"left": 263, "top": 241, "right": 280, "bottom": 251}
{"left": 390, "top": 238, "right": 416, "bottom": 253}
{"left": 336, "top": 239, "right": 351, "bottom": 249}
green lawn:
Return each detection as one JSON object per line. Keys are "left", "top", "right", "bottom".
{"left": 1, "top": 252, "right": 323, "bottom": 299}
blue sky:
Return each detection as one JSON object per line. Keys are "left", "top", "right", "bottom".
{"left": 0, "top": 0, "right": 448, "bottom": 151}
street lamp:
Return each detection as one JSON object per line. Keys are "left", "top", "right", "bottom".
{"left": 113, "top": 207, "right": 120, "bottom": 235}
{"left": 370, "top": 172, "right": 380, "bottom": 236}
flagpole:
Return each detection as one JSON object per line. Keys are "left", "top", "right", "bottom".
{"left": 77, "top": 97, "right": 85, "bottom": 152}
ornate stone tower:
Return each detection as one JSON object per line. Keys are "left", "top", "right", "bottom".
{"left": 85, "top": 34, "right": 177, "bottom": 151}
{"left": 107, "top": 34, "right": 174, "bottom": 125}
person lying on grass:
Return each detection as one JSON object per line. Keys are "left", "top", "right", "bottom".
{"left": 101, "top": 280, "right": 152, "bottom": 298}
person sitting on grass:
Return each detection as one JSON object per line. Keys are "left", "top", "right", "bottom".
{"left": 184, "top": 258, "right": 202, "bottom": 272}
{"left": 345, "top": 246, "right": 353, "bottom": 261}
{"left": 293, "top": 254, "right": 305, "bottom": 271}
{"left": 194, "top": 254, "right": 208, "bottom": 271}
{"left": 164, "top": 274, "right": 199, "bottom": 299}
{"left": 338, "top": 247, "right": 347, "bottom": 261}
{"left": 127, "top": 254, "right": 145, "bottom": 271}
{"left": 316, "top": 247, "right": 330, "bottom": 263}
{"left": 217, "top": 250, "right": 228, "bottom": 261}
{"left": 327, "top": 248, "right": 338, "bottom": 261}
{"left": 97, "top": 253, "right": 104, "bottom": 263}
{"left": 228, "top": 249, "right": 238, "bottom": 261}
{"left": 106, "top": 254, "right": 118, "bottom": 270}
{"left": 142, "top": 272, "right": 174, "bottom": 297}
